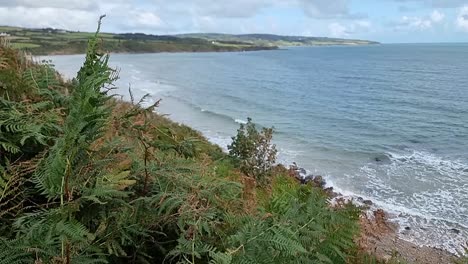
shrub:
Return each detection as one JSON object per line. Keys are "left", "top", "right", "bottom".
{"left": 228, "top": 118, "right": 277, "bottom": 185}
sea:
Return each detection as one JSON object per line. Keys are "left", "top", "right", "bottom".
{"left": 46, "top": 44, "right": 468, "bottom": 254}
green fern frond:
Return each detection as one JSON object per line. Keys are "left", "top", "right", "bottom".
{"left": 0, "top": 237, "right": 34, "bottom": 264}
{"left": 34, "top": 15, "right": 116, "bottom": 199}
{"left": 210, "top": 251, "right": 233, "bottom": 264}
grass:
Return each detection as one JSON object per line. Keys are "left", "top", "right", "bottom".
{"left": 177, "top": 33, "right": 379, "bottom": 47}
{"left": 0, "top": 26, "right": 21, "bottom": 32}
{"left": 10, "top": 43, "right": 41, "bottom": 49}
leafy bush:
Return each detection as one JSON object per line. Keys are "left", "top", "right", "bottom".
{"left": 228, "top": 118, "right": 277, "bottom": 186}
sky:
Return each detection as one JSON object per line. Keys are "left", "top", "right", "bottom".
{"left": 1, "top": 0, "right": 468, "bottom": 43}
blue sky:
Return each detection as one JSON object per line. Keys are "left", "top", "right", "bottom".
{"left": 1, "top": 0, "right": 468, "bottom": 43}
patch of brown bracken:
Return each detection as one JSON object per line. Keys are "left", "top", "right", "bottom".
{"left": 241, "top": 175, "right": 258, "bottom": 213}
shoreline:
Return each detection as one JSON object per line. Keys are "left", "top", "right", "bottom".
{"left": 29, "top": 46, "right": 279, "bottom": 56}
{"left": 154, "top": 109, "right": 462, "bottom": 263}
{"left": 185, "top": 131, "right": 462, "bottom": 263}
{"left": 34, "top": 43, "right": 382, "bottom": 56}
{"left": 359, "top": 208, "right": 458, "bottom": 263}
{"left": 152, "top": 99, "right": 465, "bottom": 263}
{"left": 46, "top": 52, "right": 466, "bottom": 263}
{"left": 285, "top": 165, "right": 461, "bottom": 263}
{"left": 277, "top": 43, "right": 381, "bottom": 48}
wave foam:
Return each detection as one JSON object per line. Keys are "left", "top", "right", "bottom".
{"left": 234, "top": 119, "right": 248, "bottom": 124}
{"left": 387, "top": 150, "right": 468, "bottom": 180}
{"left": 356, "top": 149, "right": 468, "bottom": 254}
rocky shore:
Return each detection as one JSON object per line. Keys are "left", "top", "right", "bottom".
{"left": 358, "top": 209, "right": 458, "bottom": 264}
{"left": 287, "top": 163, "right": 461, "bottom": 264}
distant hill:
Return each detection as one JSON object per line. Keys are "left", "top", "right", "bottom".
{"left": 0, "top": 26, "right": 378, "bottom": 55}
{"left": 0, "top": 26, "right": 277, "bottom": 55}
{"left": 177, "top": 33, "right": 379, "bottom": 47}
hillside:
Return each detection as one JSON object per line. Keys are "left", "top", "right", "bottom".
{"left": 0, "top": 26, "right": 277, "bottom": 55}
{"left": 177, "top": 33, "right": 380, "bottom": 47}
{"left": 0, "top": 25, "right": 378, "bottom": 55}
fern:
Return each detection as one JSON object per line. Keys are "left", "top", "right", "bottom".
{"left": 213, "top": 180, "right": 360, "bottom": 264}
{"left": 35, "top": 15, "right": 115, "bottom": 199}
{"left": 0, "top": 16, "right": 119, "bottom": 263}
{"left": 210, "top": 251, "right": 233, "bottom": 264}
{"left": 0, "top": 164, "right": 24, "bottom": 221}
{"left": 0, "top": 237, "right": 34, "bottom": 264}
{"left": 0, "top": 97, "right": 61, "bottom": 156}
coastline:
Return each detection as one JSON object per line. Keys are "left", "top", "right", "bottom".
{"left": 36, "top": 42, "right": 382, "bottom": 56}
{"left": 149, "top": 104, "right": 461, "bottom": 263}
{"left": 26, "top": 45, "right": 279, "bottom": 56}
{"left": 46, "top": 51, "right": 466, "bottom": 263}
{"left": 358, "top": 208, "right": 458, "bottom": 263}
{"left": 143, "top": 87, "right": 466, "bottom": 263}
{"left": 277, "top": 43, "right": 381, "bottom": 48}
{"left": 279, "top": 163, "right": 460, "bottom": 263}
{"left": 177, "top": 128, "right": 461, "bottom": 263}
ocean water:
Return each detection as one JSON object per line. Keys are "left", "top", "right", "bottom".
{"left": 47, "top": 44, "right": 468, "bottom": 253}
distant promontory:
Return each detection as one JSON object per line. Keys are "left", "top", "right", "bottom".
{"left": 0, "top": 26, "right": 379, "bottom": 55}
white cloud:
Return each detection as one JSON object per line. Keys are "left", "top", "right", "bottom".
{"left": 328, "top": 20, "right": 372, "bottom": 37}
{"left": 0, "top": 6, "right": 97, "bottom": 31}
{"left": 0, "top": 2, "right": 172, "bottom": 33}
{"left": 394, "top": 0, "right": 468, "bottom": 8}
{"left": 356, "top": 20, "right": 372, "bottom": 29}
{"left": 150, "top": 0, "right": 357, "bottom": 19}
{"left": 329, "top": 22, "right": 348, "bottom": 37}
{"left": 0, "top": 0, "right": 98, "bottom": 10}
{"left": 391, "top": 9, "right": 445, "bottom": 31}
{"left": 430, "top": 10, "right": 445, "bottom": 23}
{"left": 298, "top": 0, "right": 356, "bottom": 19}
{"left": 133, "top": 12, "right": 163, "bottom": 29}
{"left": 404, "top": 16, "right": 433, "bottom": 29}
{"left": 0, "top": 0, "right": 366, "bottom": 36}
{"left": 456, "top": 6, "right": 468, "bottom": 32}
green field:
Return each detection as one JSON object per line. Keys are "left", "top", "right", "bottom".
{"left": 0, "top": 26, "right": 278, "bottom": 55}
{"left": 177, "top": 33, "right": 380, "bottom": 47}
{"left": 0, "top": 26, "right": 379, "bottom": 55}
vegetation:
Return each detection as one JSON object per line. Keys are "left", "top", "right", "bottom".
{"left": 0, "top": 26, "right": 277, "bottom": 55}
{"left": 228, "top": 118, "right": 277, "bottom": 186}
{"left": 176, "top": 33, "right": 380, "bottom": 47}
{"left": 0, "top": 19, "right": 393, "bottom": 264}
{"left": 0, "top": 25, "right": 380, "bottom": 55}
